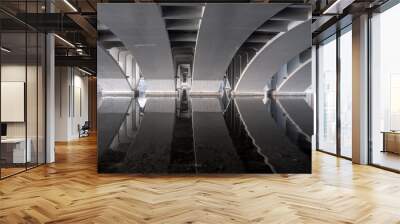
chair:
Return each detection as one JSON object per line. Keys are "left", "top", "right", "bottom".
{"left": 79, "top": 121, "right": 90, "bottom": 138}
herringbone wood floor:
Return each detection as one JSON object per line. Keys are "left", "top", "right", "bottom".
{"left": 1, "top": 135, "right": 400, "bottom": 224}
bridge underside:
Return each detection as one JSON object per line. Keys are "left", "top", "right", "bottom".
{"left": 97, "top": 3, "right": 312, "bottom": 96}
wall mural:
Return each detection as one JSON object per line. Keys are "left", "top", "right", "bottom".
{"left": 97, "top": 3, "right": 312, "bottom": 174}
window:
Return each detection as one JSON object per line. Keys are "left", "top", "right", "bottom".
{"left": 370, "top": 2, "right": 400, "bottom": 171}
{"left": 317, "top": 24, "right": 353, "bottom": 159}
{"left": 317, "top": 35, "right": 337, "bottom": 154}
{"left": 339, "top": 26, "right": 352, "bottom": 158}
{"left": 0, "top": 2, "right": 46, "bottom": 179}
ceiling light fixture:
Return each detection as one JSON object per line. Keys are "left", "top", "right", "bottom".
{"left": 1, "top": 47, "right": 11, "bottom": 53}
{"left": 78, "top": 67, "right": 92, "bottom": 76}
{"left": 323, "top": 0, "right": 354, "bottom": 15}
{"left": 63, "top": 0, "right": 78, "bottom": 12}
{"left": 54, "top": 34, "right": 75, "bottom": 48}
{"left": 323, "top": 0, "right": 341, "bottom": 14}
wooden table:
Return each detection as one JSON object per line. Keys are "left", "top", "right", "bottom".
{"left": 382, "top": 131, "right": 400, "bottom": 154}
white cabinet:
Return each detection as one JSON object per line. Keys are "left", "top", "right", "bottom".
{"left": 1, "top": 138, "right": 32, "bottom": 163}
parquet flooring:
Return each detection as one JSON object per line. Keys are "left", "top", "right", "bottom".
{"left": 1, "top": 167, "right": 26, "bottom": 178}
{"left": 1, "top": 134, "right": 400, "bottom": 223}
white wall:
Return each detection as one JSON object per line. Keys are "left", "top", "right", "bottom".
{"left": 55, "top": 66, "right": 89, "bottom": 141}
{"left": 55, "top": 67, "right": 70, "bottom": 141}
{"left": 46, "top": 30, "right": 56, "bottom": 163}
{"left": 1, "top": 65, "right": 38, "bottom": 138}
{"left": 1, "top": 66, "right": 26, "bottom": 135}
{"left": 1, "top": 63, "right": 46, "bottom": 164}
{"left": 71, "top": 74, "right": 89, "bottom": 138}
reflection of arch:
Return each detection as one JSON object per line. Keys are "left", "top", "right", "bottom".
{"left": 234, "top": 97, "right": 310, "bottom": 173}
{"left": 221, "top": 90, "right": 232, "bottom": 113}
{"left": 98, "top": 98, "right": 142, "bottom": 172}
{"left": 234, "top": 20, "right": 311, "bottom": 94}
{"left": 123, "top": 98, "right": 176, "bottom": 172}
{"left": 97, "top": 97, "right": 133, "bottom": 161}
{"left": 276, "top": 97, "right": 313, "bottom": 137}
{"left": 269, "top": 97, "right": 313, "bottom": 153}
{"left": 223, "top": 98, "right": 274, "bottom": 173}
{"left": 123, "top": 97, "right": 176, "bottom": 173}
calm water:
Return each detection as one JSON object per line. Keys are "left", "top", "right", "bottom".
{"left": 97, "top": 92, "right": 312, "bottom": 174}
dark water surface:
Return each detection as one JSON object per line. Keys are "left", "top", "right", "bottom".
{"left": 98, "top": 93, "right": 312, "bottom": 174}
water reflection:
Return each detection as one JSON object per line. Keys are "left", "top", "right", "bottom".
{"left": 97, "top": 96, "right": 136, "bottom": 170}
{"left": 192, "top": 96, "right": 244, "bottom": 173}
{"left": 235, "top": 96, "right": 311, "bottom": 173}
{"left": 98, "top": 93, "right": 312, "bottom": 173}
